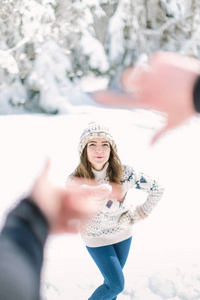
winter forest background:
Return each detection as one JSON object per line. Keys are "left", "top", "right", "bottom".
{"left": 1, "top": 0, "right": 200, "bottom": 114}
{"left": 1, "top": 1, "right": 200, "bottom": 300}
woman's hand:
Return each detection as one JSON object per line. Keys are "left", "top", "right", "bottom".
{"left": 118, "top": 205, "right": 147, "bottom": 228}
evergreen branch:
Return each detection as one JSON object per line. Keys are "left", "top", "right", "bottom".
{"left": 142, "top": 14, "right": 193, "bottom": 36}
{"left": 7, "top": 36, "right": 30, "bottom": 54}
{"left": 0, "top": 82, "right": 40, "bottom": 92}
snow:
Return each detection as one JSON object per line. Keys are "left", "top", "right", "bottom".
{"left": 0, "top": 40, "right": 111, "bottom": 114}
{"left": 107, "top": 0, "right": 125, "bottom": 64}
{"left": 160, "top": 0, "right": 182, "bottom": 18}
{"left": 0, "top": 50, "right": 19, "bottom": 74}
{"left": 0, "top": 98, "right": 200, "bottom": 299}
{"left": 80, "top": 33, "right": 109, "bottom": 72}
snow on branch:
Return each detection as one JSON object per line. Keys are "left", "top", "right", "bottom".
{"left": 142, "top": 14, "right": 193, "bottom": 36}
{"left": 7, "top": 37, "right": 31, "bottom": 54}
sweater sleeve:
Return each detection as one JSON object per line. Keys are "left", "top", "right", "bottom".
{"left": 0, "top": 198, "right": 49, "bottom": 300}
{"left": 122, "top": 165, "right": 164, "bottom": 215}
{"left": 193, "top": 75, "right": 200, "bottom": 113}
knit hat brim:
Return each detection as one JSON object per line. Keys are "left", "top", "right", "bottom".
{"left": 78, "top": 122, "right": 117, "bottom": 156}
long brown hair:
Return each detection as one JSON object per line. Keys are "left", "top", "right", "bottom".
{"left": 72, "top": 144, "right": 122, "bottom": 184}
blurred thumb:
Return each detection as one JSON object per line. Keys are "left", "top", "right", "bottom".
{"left": 92, "top": 90, "right": 139, "bottom": 108}
{"left": 150, "top": 126, "right": 169, "bottom": 145}
{"left": 40, "top": 158, "right": 51, "bottom": 179}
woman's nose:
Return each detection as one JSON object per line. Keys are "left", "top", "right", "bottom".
{"left": 96, "top": 145, "right": 103, "bottom": 153}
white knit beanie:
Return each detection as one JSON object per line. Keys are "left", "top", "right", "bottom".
{"left": 78, "top": 122, "right": 117, "bottom": 156}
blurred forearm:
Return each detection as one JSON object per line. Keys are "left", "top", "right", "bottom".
{"left": 0, "top": 198, "right": 49, "bottom": 300}
{"left": 193, "top": 75, "right": 200, "bottom": 113}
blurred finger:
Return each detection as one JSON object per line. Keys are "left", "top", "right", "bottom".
{"left": 65, "top": 219, "right": 80, "bottom": 233}
{"left": 110, "top": 183, "right": 123, "bottom": 202}
{"left": 151, "top": 126, "right": 170, "bottom": 145}
{"left": 92, "top": 90, "right": 139, "bottom": 108}
{"left": 51, "top": 219, "right": 80, "bottom": 234}
{"left": 39, "top": 158, "right": 51, "bottom": 179}
{"left": 64, "top": 189, "right": 98, "bottom": 217}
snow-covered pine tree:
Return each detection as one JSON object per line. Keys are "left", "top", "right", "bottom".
{"left": 0, "top": 0, "right": 200, "bottom": 113}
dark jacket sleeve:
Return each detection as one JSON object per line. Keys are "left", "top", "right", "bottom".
{"left": 193, "top": 75, "right": 200, "bottom": 113}
{"left": 0, "top": 198, "right": 49, "bottom": 300}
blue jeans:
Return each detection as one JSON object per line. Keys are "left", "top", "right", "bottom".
{"left": 86, "top": 237, "right": 132, "bottom": 300}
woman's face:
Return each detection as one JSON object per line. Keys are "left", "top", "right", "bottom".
{"left": 87, "top": 137, "right": 111, "bottom": 171}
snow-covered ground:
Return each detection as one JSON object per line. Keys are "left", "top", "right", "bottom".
{"left": 1, "top": 102, "right": 200, "bottom": 299}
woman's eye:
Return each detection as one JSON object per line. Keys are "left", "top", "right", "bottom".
{"left": 103, "top": 144, "right": 109, "bottom": 147}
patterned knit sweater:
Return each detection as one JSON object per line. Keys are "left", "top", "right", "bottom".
{"left": 67, "top": 163, "right": 164, "bottom": 248}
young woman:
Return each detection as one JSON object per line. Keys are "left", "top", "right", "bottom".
{"left": 66, "top": 122, "right": 164, "bottom": 300}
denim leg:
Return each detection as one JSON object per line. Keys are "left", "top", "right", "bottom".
{"left": 111, "top": 237, "right": 132, "bottom": 300}
{"left": 87, "top": 237, "right": 132, "bottom": 300}
{"left": 113, "top": 237, "right": 132, "bottom": 269}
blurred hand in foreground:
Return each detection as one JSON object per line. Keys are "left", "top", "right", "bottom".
{"left": 92, "top": 52, "right": 200, "bottom": 144}
{"left": 80, "top": 183, "right": 124, "bottom": 203}
{"left": 31, "top": 160, "right": 98, "bottom": 234}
